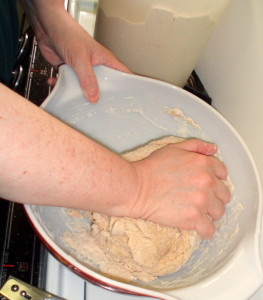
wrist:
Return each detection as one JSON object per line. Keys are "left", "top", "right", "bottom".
{"left": 124, "top": 160, "right": 153, "bottom": 220}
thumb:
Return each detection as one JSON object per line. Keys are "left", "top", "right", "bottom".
{"left": 176, "top": 139, "right": 218, "bottom": 156}
{"left": 72, "top": 63, "right": 99, "bottom": 103}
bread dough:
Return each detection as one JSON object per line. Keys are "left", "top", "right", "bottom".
{"left": 122, "top": 135, "right": 185, "bottom": 161}
{"left": 64, "top": 136, "right": 200, "bottom": 282}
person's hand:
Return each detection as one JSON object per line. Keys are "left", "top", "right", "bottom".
{"left": 22, "top": 0, "right": 131, "bottom": 102}
{"left": 39, "top": 18, "right": 131, "bottom": 103}
{"left": 129, "top": 139, "right": 231, "bottom": 239}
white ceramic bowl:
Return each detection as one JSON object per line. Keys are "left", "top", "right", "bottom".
{"left": 25, "top": 65, "right": 263, "bottom": 300}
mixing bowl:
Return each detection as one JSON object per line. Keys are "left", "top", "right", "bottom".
{"left": 25, "top": 64, "right": 263, "bottom": 300}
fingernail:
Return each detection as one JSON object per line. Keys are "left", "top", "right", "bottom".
{"left": 212, "top": 143, "right": 218, "bottom": 150}
{"left": 84, "top": 89, "right": 98, "bottom": 103}
{"left": 208, "top": 143, "right": 217, "bottom": 152}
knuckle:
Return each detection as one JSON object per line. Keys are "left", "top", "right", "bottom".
{"left": 197, "top": 222, "right": 215, "bottom": 240}
{"left": 198, "top": 172, "right": 215, "bottom": 187}
{"left": 205, "top": 225, "right": 216, "bottom": 239}
{"left": 223, "top": 187, "right": 232, "bottom": 203}
{"left": 196, "top": 155, "right": 212, "bottom": 167}
{"left": 194, "top": 190, "right": 209, "bottom": 207}
{"left": 221, "top": 165, "right": 228, "bottom": 179}
{"left": 212, "top": 205, "right": 225, "bottom": 220}
{"left": 185, "top": 207, "right": 202, "bottom": 222}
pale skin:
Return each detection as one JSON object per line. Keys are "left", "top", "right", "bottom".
{"left": 0, "top": 0, "right": 231, "bottom": 239}
{"left": 21, "top": 0, "right": 131, "bottom": 102}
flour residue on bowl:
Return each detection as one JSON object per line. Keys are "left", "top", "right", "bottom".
{"left": 165, "top": 107, "right": 201, "bottom": 130}
{"left": 102, "top": 101, "right": 206, "bottom": 142}
{"left": 125, "top": 106, "right": 171, "bottom": 133}
{"left": 66, "top": 111, "right": 95, "bottom": 125}
{"left": 105, "top": 106, "right": 117, "bottom": 114}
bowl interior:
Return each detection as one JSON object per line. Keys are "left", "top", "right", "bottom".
{"left": 25, "top": 65, "right": 262, "bottom": 298}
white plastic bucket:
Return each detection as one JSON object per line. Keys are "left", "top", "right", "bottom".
{"left": 95, "top": 0, "right": 232, "bottom": 87}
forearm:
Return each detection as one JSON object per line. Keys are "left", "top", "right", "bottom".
{"left": 21, "top": 0, "right": 85, "bottom": 38}
{"left": 0, "top": 84, "right": 231, "bottom": 238}
{"left": 21, "top": 0, "right": 66, "bottom": 24}
{"left": 0, "top": 84, "right": 138, "bottom": 215}
{"left": 20, "top": 0, "right": 96, "bottom": 67}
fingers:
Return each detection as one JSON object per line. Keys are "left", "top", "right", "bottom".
{"left": 47, "top": 66, "right": 100, "bottom": 103}
{"left": 187, "top": 198, "right": 225, "bottom": 239}
{"left": 195, "top": 216, "right": 216, "bottom": 239}
{"left": 207, "top": 193, "right": 226, "bottom": 221}
{"left": 175, "top": 139, "right": 229, "bottom": 181}
{"left": 74, "top": 64, "right": 100, "bottom": 103}
{"left": 194, "top": 179, "right": 231, "bottom": 238}
{"left": 70, "top": 52, "right": 131, "bottom": 103}
{"left": 47, "top": 77, "right": 57, "bottom": 87}
{"left": 180, "top": 206, "right": 217, "bottom": 239}
{"left": 214, "top": 178, "right": 232, "bottom": 205}
{"left": 78, "top": 51, "right": 131, "bottom": 102}
{"left": 104, "top": 58, "right": 132, "bottom": 74}
{"left": 209, "top": 156, "right": 228, "bottom": 180}
{"left": 176, "top": 138, "right": 218, "bottom": 156}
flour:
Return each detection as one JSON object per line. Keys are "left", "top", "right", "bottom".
{"left": 165, "top": 107, "right": 201, "bottom": 130}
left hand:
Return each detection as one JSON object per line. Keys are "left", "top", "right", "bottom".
{"left": 21, "top": 0, "right": 131, "bottom": 102}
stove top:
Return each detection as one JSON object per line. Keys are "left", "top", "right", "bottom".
{"left": 0, "top": 200, "right": 48, "bottom": 298}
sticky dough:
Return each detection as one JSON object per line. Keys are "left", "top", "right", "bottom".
{"left": 64, "top": 136, "right": 200, "bottom": 282}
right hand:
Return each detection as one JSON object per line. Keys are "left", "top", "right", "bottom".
{"left": 128, "top": 139, "right": 231, "bottom": 239}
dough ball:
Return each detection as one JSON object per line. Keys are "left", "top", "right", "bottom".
{"left": 91, "top": 137, "right": 199, "bottom": 282}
